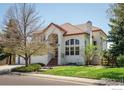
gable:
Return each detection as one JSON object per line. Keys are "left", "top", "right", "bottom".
{"left": 43, "top": 23, "right": 66, "bottom": 34}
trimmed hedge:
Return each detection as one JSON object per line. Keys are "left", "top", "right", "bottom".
{"left": 12, "top": 64, "right": 41, "bottom": 72}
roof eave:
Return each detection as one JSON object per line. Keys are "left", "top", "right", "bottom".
{"left": 92, "top": 29, "right": 107, "bottom": 36}
{"left": 63, "top": 32, "right": 89, "bottom": 36}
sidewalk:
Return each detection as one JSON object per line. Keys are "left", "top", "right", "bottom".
{"left": 0, "top": 65, "right": 24, "bottom": 74}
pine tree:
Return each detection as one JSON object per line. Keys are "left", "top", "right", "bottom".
{"left": 108, "top": 4, "right": 124, "bottom": 56}
{"left": 3, "top": 19, "right": 21, "bottom": 53}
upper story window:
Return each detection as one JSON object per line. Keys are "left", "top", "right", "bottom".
{"left": 65, "top": 39, "right": 80, "bottom": 55}
{"left": 75, "top": 39, "right": 79, "bottom": 45}
{"left": 70, "top": 39, "right": 74, "bottom": 45}
{"left": 65, "top": 40, "right": 69, "bottom": 45}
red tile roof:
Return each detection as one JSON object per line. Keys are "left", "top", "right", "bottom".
{"left": 33, "top": 22, "right": 107, "bottom": 36}
{"left": 60, "top": 23, "right": 87, "bottom": 36}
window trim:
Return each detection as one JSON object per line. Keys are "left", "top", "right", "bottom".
{"left": 65, "top": 39, "right": 80, "bottom": 56}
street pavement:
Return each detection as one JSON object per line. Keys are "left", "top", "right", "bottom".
{"left": 0, "top": 74, "right": 94, "bottom": 85}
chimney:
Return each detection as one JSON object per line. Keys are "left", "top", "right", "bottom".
{"left": 86, "top": 21, "right": 92, "bottom": 45}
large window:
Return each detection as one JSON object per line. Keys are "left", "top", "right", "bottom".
{"left": 75, "top": 47, "right": 79, "bottom": 55}
{"left": 75, "top": 39, "right": 79, "bottom": 45}
{"left": 65, "top": 40, "right": 69, "bottom": 45}
{"left": 70, "top": 47, "right": 74, "bottom": 55}
{"left": 65, "top": 47, "right": 69, "bottom": 55}
{"left": 65, "top": 39, "right": 80, "bottom": 55}
{"left": 70, "top": 39, "right": 74, "bottom": 45}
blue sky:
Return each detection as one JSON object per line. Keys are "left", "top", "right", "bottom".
{"left": 0, "top": 3, "right": 111, "bottom": 34}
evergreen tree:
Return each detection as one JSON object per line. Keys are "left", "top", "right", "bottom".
{"left": 2, "top": 19, "right": 21, "bottom": 54}
{"left": 108, "top": 4, "right": 124, "bottom": 56}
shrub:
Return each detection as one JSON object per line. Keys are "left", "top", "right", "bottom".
{"left": 117, "top": 55, "right": 124, "bottom": 67}
{"left": 0, "top": 53, "right": 10, "bottom": 60}
{"left": 12, "top": 64, "right": 41, "bottom": 72}
{"left": 35, "top": 63, "right": 45, "bottom": 66}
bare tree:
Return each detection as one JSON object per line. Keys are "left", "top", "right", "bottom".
{"left": 2, "top": 3, "right": 47, "bottom": 66}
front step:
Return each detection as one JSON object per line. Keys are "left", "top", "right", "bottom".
{"left": 47, "top": 58, "right": 58, "bottom": 66}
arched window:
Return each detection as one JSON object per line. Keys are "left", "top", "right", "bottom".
{"left": 65, "top": 39, "right": 80, "bottom": 55}
{"left": 65, "top": 40, "right": 69, "bottom": 45}
{"left": 75, "top": 39, "right": 79, "bottom": 45}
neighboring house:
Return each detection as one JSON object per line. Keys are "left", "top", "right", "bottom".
{"left": 32, "top": 21, "right": 107, "bottom": 66}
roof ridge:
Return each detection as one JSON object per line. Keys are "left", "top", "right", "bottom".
{"left": 61, "top": 23, "right": 85, "bottom": 32}
{"left": 67, "top": 23, "right": 85, "bottom": 32}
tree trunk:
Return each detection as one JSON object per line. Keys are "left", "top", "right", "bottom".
{"left": 29, "top": 55, "right": 31, "bottom": 64}
{"left": 13, "top": 54, "right": 16, "bottom": 65}
{"left": 9, "top": 55, "right": 11, "bottom": 65}
{"left": 24, "top": 53, "right": 28, "bottom": 67}
{"left": 25, "top": 58, "right": 28, "bottom": 67}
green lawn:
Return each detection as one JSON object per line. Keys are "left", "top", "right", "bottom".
{"left": 42, "top": 66, "right": 124, "bottom": 81}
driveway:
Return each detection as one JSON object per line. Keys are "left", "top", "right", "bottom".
{"left": 0, "top": 74, "right": 94, "bottom": 85}
{"left": 0, "top": 65, "right": 24, "bottom": 74}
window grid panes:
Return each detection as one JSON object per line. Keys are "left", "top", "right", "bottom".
{"left": 65, "top": 39, "right": 80, "bottom": 55}
{"left": 75, "top": 39, "right": 79, "bottom": 45}
{"left": 65, "top": 40, "right": 69, "bottom": 45}
{"left": 65, "top": 47, "right": 69, "bottom": 55}
{"left": 70, "top": 39, "right": 74, "bottom": 45}
{"left": 75, "top": 47, "right": 79, "bottom": 55}
{"left": 70, "top": 47, "right": 74, "bottom": 55}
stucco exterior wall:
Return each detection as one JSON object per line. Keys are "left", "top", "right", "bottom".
{"left": 92, "top": 31, "right": 107, "bottom": 65}
{"left": 44, "top": 25, "right": 65, "bottom": 65}
{"left": 62, "top": 34, "right": 86, "bottom": 65}
{"left": 93, "top": 31, "right": 107, "bottom": 51}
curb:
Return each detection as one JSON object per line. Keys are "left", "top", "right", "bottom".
{"left": 11, "top": 72, "right": 106, "bottom": 85}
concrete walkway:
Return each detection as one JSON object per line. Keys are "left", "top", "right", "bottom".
{"left": 0, "top": 65, "right": 24, "bottom": 74}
